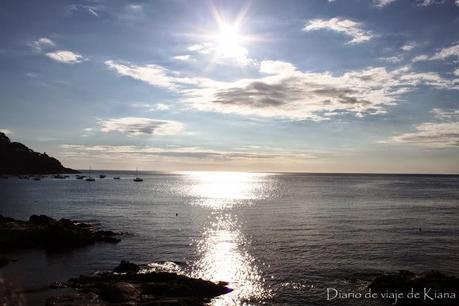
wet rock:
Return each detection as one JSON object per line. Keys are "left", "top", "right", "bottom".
{"left": 0, "top": 215, "right": 121, "bottom": 251}
{"left": 48, "top": 261, "right": 233, "bottom": 305}
{"left": 369, "top": 270, "right": 459, "bottom": 305}
{"left": 113, "top": 260, "right": 140, "bottom": 274}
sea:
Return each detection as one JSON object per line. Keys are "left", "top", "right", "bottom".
{"left": 0, "top": 172, "right": 458, "bottom": 305}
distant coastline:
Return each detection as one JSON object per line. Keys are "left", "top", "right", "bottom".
{"left": 0, "top": 132, "right": 78, "bottom": 175}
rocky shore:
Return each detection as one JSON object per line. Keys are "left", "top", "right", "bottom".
{"left": 46, "top": 261, "right": 232, "bottom": 306}
{"left": 0, "top": 215, "right": 233, "bottom": 305}
{"left": 0, "top": 214, "right": 121, "bottom": 251}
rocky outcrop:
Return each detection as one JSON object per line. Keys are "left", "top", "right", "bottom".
{"left": 369, "top": 270, "right": 459, "bottom": 306}
{"left": 0, "top": 132, "right": 78, "bottom": 174}
{"left": 46, "top": 261, "right": 232, "bottom": 305}
{"left": 113, "top": 260, "right": 140, "bottom": 274}
{"left": 0, "top": 215, "right": 121, "bottom": 251}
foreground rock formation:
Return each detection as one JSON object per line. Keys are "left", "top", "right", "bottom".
{"left": 369, "top": 270, "right": 459, "bottom": 306}
{"left": 46, "top": 261, "right": 232, "bottom": 306}
{"left": 0, "top": 132, "right": 78, "bottom": 174}
{"left": 0, "top": 215, "right": 120, "bottom": 251}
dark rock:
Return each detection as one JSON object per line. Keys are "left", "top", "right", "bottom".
{"left": 113, "top": 260, "right": 140, "bottom": 274}
{"left": 29, "top": 214, "right": 55, "bottom": 225}
{"left": 48, "top": 261, "right": 233, "bottom": 305}
{"left": 369, "top": 270, "right": 459, "bottom": 306}
{"left": 46, "top": 292, "right": 104, "bottom": 306}
{"left": 0, "top": 278, "right": 24, "bottom": 306}
{"left": 0, "top": 132, "right": 78, "bottom": 175}
{"left": 0, "top": 257, "right": 9, "bottom": 268}
{"left": 49, "top": 282, "right": 67, "bottom": 289}
{"left": 100, "top": 282, "right": 141, "bottom": 302}
{"left": 0, "top": 215, "right": 121, "bottom": 251}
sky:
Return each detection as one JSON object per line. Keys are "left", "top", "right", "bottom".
{"left": 0, "top": 0, "right": 458, "bottom": 173}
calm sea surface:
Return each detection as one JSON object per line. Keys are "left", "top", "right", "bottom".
{"left": 1, "top": 172, "right": 458, "bottom": 305}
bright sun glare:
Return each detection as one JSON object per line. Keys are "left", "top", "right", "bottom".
{"left": 212, "top": 23, "right": 248, "bottom": 61}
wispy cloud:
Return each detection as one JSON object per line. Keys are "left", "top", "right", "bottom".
{"left": 173, "top": 55, "right": 192, "bottom": 61}
{"left": 390, "top": 122, "right": 459, "bottom": 148}
{"left": 46, "top": 50, "right": 85, "bottom": 64}
{"left": 379, "top": 56, "right": 402, "bottom": 63}
{"left": 386, "top": 108, "right": 459, "bottom": 148}
{"left": 372, "top": 0, "right": 456, "bottom": 8}
{"left": 151, "top": 103, "right": 170, "bottom": 111}
{"left": 417, "top": 0, "right": 447, "bottom": 6}
{"left": 303, "top": 17, "right": 373, "bottom": 44}
{"left": 105, "top": 60, "right": 177, "bottom": 89}
{"left": 412, "top": 54, "right": 430, "bottom": 62}
{"left": 131, "top": 102, "right": 172, "bottom": 112}
{"left": 67, "top": 4, "right": 101, "bottom": 17}
{"left": 105, "top": 59, "right": 457, "bottom": 121}
{"left": 99, "top": 117, "right": 183, "bottom": 136}
{"left": 431, "top": 108, "right": 459, "bottom": 119}
{"left": 374, "top": 0, "right": 397, "bottom": 8}
{"left": 430, "top": 43, "right": 459, "bottom": 61}
{"left": 33, "top": 37, "right": 55, "bottom": 51}
{"left": 59, "top": 144, "right": 319, "bottom": 161}
{"left": 401, "top": 42, "right": 416, "bottom": 51}
{"left": 188, "top": 43, "right": 212, "bottom": 54}
{"left": 126, "top": 4, "right": 143, "bottom": 12}
{"left": 412, "top": 43, "right": 459, "bottom": 62}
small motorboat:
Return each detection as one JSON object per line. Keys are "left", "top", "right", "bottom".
{"left": 85, "top": 167, "right": 95, "bottom": 182}
{"left": 76, "top": 175, "right": 86, "bottom": 180}
{"left": 54, "top": 174, "right": 66, "bottom": 179}
{"left": 99, "top": 174, "right": 106, "bottom": 178}
{"left": 113, "top": 176, "right": 120, "bottom": 180}
{"left": 133, "top": 168, "right": 143, "bottom": 182}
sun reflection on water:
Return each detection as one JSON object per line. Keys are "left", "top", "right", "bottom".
{"left": 183, "top": 171, "right": 270, "bottom": 209}
{"left": 191, "top": 213, "right": 270, "bottom": 305}
{"left": 184, "top": 172, "right": 272, "bottom": 305}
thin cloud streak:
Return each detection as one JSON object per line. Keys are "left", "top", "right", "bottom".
{"left": 303, "top": 17, "right": 373, "bottom": 44}
{"left": 99, "top": 117, "right": 184, "bottom": 136}
{"left": 59, "top": 144, "right": 320, "bottom": 161}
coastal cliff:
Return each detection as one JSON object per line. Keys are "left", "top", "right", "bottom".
{"left": 0, "top": 132, "right": 77, "bottom": 174}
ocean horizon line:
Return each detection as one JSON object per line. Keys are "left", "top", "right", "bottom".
{"left": 73, "top": 169, "right": 459, "bottom": 176}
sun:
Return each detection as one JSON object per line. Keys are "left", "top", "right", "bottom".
{"left": 184, "top": 4, "right": 260, "bottom": 66}
{"left": 211, "top": 22, "right": 249, "bottom": 63}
